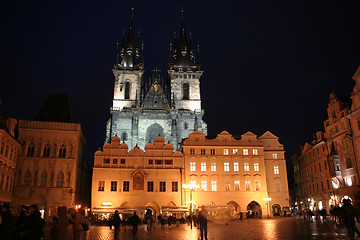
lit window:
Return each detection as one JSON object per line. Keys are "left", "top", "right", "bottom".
{"left": 211, "top": 181, "right": 217, "bottom": 191}
{"left": 201, "top": 149, "right": 206, "bottom": 155}
{"left": 253, "top": 149, "right": 258, "bottom": 155}
{"left": 245, "top": 181, "right": 250, "bottom": 191}
{"left": 147, "top": 181, "right": 154, "bottom": 192}
{"left": 190, "top": 162, "right": 196, "bottom": 171}
{"left": 234, "top": 162, "right": 239, "bottom": 172}
{"left": 274, "top": 166, "right": 279, "bottom": 175}
{"left": 210, "top": 149, "right": 215, "bottom": 155}
{"left": 98, "top": 181, "right": 105, "bottom": 191}
{"left": 201, "top": 181, "right": 207, "bottom": 191}
{"left": 225, "top": 181, "right": 230, "bottom": 191}
{"left": 233, "top": 149, "right": 238, "bottom": 155}
{"left": 211, "top": 162, "right": 216, "bottom": 172}
{"left": 224, "top": 149, "right": 229, "bottom": 155}
{"left": 123, "top": 181, "right": 130, "bottom": 191}
{"left": 244, "top": 162, "right": 250, "bottom": 172}
{"left": 172, "top": 182, "right": 178, "bottom": 192}
{"left": 243, "top": 149, "right": 249, "bottom": 155}
{"left": 224, "top": 162, "right": 229, "bottom": 172}
{"left": 201, "top": 162, "right": 206, "bottom": 171}
{"left": 234, "top": 181, "right": 240, "bottom": 191}
{"left": 190, "top": 149, "right": 195, "bottom": 155}
{"left": 254, "top": 163, "right": 259, "bottom": 172}
{"left": 272, "top": 153, "right": 278, "bottom": 159}
{"left": 111, "top": 181, "right": 117, "bottom": 191}
{"left": 255, "top": 181, "right": 260, "bottom": 191}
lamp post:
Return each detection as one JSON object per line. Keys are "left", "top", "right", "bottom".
{"left": 263, "top": 198, "right": 272, "bottom": 219}
{"left": 183, "top": 183, "right": 199, "bottom": 229}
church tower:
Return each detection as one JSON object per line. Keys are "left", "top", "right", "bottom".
{"left": 112, "top": 9, "right": 144, "bottom": 110}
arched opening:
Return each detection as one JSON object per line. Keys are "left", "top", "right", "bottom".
{"left": 125, "top": 82, "right": 131, "bottom": 99}
{"left": 227, "top": 201, "right": 240, "bottom": 212}
{"left": 145, "top": 201, "right": 160, "bottom": 218}
{"left": 43, "top": 144, "right": 50, "bottom": 157}
{"left": 272, "top": 204, "right": 281, "bottom": 216}
{"left": 146, "top": 123, "right": 164, "bottom": 144}
{"left": 56, "top": 172, "right": 64, "bottom": 187}
{"left": 27, "top": 143, "right": 35, "bottom": 157}
{"left": 59, "top": 145, "right": 66, "bottom": 158}
{"left": 246, "top": 201, "right": 262, "bottom": 218}
{"left": 182, "top": 82, "right": 189, "bottom": 100}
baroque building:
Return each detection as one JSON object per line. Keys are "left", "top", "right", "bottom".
{"left": 292, "top": 66, "right": 360, "bottom": 213}
{"left": 0, "top": 110, "right": 21, "bottom": 203}
{"left": 12, "top": 94, "right": 89, "bottom": 221}
{"left": 106, "top": 12, "right": 207, "bottom": 151}
{"left": 182, "top": 131, "right": 290, "bottom": 219}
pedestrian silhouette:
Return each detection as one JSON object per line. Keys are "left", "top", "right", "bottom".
{"left": 112, "top": 210, "right": 121, "bottom": 239}
{"left": 340, "top": 198, "right": 360, "bottom": 240}
{"left": 129, "top": 211, "right": 140, "bottom": 234}
{"left": 198, "top": 206, "right": 208, "bottom": 240}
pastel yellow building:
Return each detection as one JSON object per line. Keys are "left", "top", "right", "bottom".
{"left": 182, "top": 131, "right": 290, "bottom": 219}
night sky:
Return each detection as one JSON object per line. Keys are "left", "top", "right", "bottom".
{"left": 1, "top": 1, "right": 360, "bottom": 180}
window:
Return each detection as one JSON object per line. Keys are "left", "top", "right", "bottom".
{"left": 201, "top": 181, "right": 207, "bottom": 191}
{"left": 201, "top": 162, "right": 206, "bottom": 171}
{"left": 327, "top": 179, "right": 330, "bottom": 190}
{"left": 172, "top": 182, "right": 178, "bottom": 192}
{"left": 5, "top": 176, "right": 9, "bottom": 191}
{"left": 27, "top": 144, "right": 35, "bottom": 157}
{"left": 184, "top": 122, "right": 188, "bottom": 130}
{"left": 272, "top": 153, "right": 278, "bottom": 159}
{"left": 24, "top": 171, "right": 31, "bottom": 186}
{"left": 43, "top": 144, "right": 50, "bottom": 157}
{"left": 201, "top": 149, "right": 206, "bottom": 155}
{"left": 0, "top": 142, "right": 4, "bottom": 154}
{"left": 274, "top": 166, "right": 279, "bottom": 175}
{"left": 122, "top": 132, "right": 128, "bottom": 141}
{"left": 255, "top": 181, "right": 260, "bottom": 191}
{"left": 275, "top": 182, "right": 280, "bottom": 192}
{"left": 233, "top": 149, "right": 238, "bottom": 155}
{"left": 56, "top": 172, "right": 64, "bottom": 187}
{"left": 190, "top": 149, "right": 195, "bottom": 155}
{"left": 183, "top": 83, "right": 189, "bottom": 100}
{"left": 59, "top": 145, "right": 66, "bottom": 158}
{"left": 234, "top": 162, "right": 239, "bottom": 172}
{"left": 234, "top": 181, "right": 240, "bottom": 191}
{"left": 148, "top": 159, "right": 153, "bottom": 165}
{"left": 324, "top": 160, "right": 327, "bottom": 169}
{"left": 254, "top": 163, "right": 259, "bottom": 172}
{"left": 244, "top": 162, "right": 250, "bottom": 172}
{"left": 159, "top": 181, "right": 166, "bottom": 192}
{"left": 111, "top": 181, "right": 117, "bottom": 191}
{"left": 253, "top": 149, "right": 258, "bottom": 155}
{"left": 190, "top": 162, "right": 196, "bottom": 171}
{"left": 321, "top": 181, "right": 324, "bottom": 191}
{"left": 243, "top": 149, "right": 249, "bottom": 155}
{"left": 120, "top": 159, "right": 126, "bottom": 164}
{"left": 0, "top": 174, "right": 4, "bottom": 189}
{"left": 210, "top": 149, "right": 215, "bottom": 155}
{"left": 211, "top": 181, "right": 217, "bottom": 191}
{"left": 104, "top": 158, "right": 110, "bottom": 164}
{"left": 319, "top": 162, "right": 322, "bottom": 171}
{"left": 211, "top": 162, "right": 216, "bottom": 172}
{"left": 245, "top": 181, "right": 250, "bottom": 191}
{"left": 98, "top": 181, "right": 105, "bottom": 191}
{"left": 190, "top": 180, "right": 196, "bottom": 186}
{"left": 123, "top": 181, "right": 130, "bottom": 191}
{"left": 40, "top": 172, "right": 47, "bottom": 187}
{"left": 165, "top": 160, "right": 173, "bottom": 165}
{"left": 125, "top": 82, "right": 131, "bottom": 99}
{"left": 223, "top": 149, "right": 229, "bottom": 155}
{"left": 147, "top": 181, "right": 154, "bottom": 192}
{"left": 155, "top": 159, "right": 163, "bottom": 165}
{"left": 5, "top": 145, "right": 9, "bottom": 157}
{"left": 224, "top": 162, "right": 230, "bottom": 172}
{"left": 346, "top": 157, "right": 353, "bottom": 169}
{"left": 112, "top": 159, "right": 117, "bottom": 164}
{"left": 225, "top": 181, "right": 230, "bottom": 191}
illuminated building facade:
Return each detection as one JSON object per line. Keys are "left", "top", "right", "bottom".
{"left": 0, "top": 111, "right": 21, "bottom": 203}
{"left": 292, "top": 66, "right": 360, "bottom": 212}
{"left": 181, "top": 131, "right": 290, "bottom": 219}
{"left": 12, "top": 94, "right": 89, "bottom": 221}
{"left": 106, "top": 11, "right": 207, "bottom": 151}
{"left": 91, "top": 135, "right": 185, "bottom": 219}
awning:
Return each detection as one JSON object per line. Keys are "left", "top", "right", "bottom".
{"left": 161, "top": 206, "right": 189, "bottom": 212}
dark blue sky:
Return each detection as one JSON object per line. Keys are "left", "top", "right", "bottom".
{"left": 1, "top": 0, "right": 359, "bottom": 180}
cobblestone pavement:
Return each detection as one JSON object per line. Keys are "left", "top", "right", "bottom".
{"left": 43, "top": 217, "right": 358, "bottom": 239}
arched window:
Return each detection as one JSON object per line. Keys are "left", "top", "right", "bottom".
{"left": 56, "top": 172, "right": 64, "bottom": 187}
{"left": 23, "top": 171, "right": 31, "bottom": 186}
{"left": 125, "top": 82, "right": 131, "bottom": 99}
{"left": 43, "top": 144, "right": 50, "bottom": 158}
{"left": 40, "top": 171, "right": 47, "bottom": 187}
{"left": 122, "top": 132, "right": 128, "bottom": 141}
{"left": 59, "top": 145, "right": 66, "bottom": 158}
{"left": 182, "top": 83, "right": 189, "bottom": 100}
{"left": 27, "top": 143, "right": 35, "bottom": 157}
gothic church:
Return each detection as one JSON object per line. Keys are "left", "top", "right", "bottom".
{"left": 106, "top": 12, "right": 207, "bottom": 150}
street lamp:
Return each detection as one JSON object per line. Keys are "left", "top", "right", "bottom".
{"left": 183, "top": 183, "right": 200, "bottom": 229}
{"left": 263, "top": 198, "right": 272, "bottom": 219}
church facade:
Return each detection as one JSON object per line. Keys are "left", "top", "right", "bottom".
{"left": 106, "top": 14, "right": 207, "bottom": 150}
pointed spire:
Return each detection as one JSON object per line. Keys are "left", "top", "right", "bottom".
{"left": 196, "top": 44, "right": 202, "bottom": 70}
{"left": 112, "top": 42, "right": 119, "bottom": 69}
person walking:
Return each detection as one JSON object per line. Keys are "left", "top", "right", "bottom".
{"left": 0, "top": 202, "right": 14, "bottom": 240}
{"left": 129, "top": 212, "right": 140, "bottom": 235}
{"left": 198, "top": 206, "right": 208, "bottom": 240}
{"left": 112, "top": 210, "right": 121, "bottom": 239}
{"left": 68, "top": 208, "right": 83, "bottom": 240}
{"left": 341, "top": 199, "right": 360, "bottom": 240}
{"left": 21, "top": 204, "right": 45, "bottom": 240}
{"left": 50, "top": 206, "right": 69, "bottom": 240}
{"left": 145, "top": 209, "right": 153, "bottom": 231}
